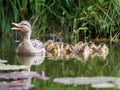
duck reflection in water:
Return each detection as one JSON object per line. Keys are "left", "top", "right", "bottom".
{"left": 0, "top": 54, "right": 48, "bottom": 90}
{"left": 9, "top": 54, "right": 47, "bottom": 89}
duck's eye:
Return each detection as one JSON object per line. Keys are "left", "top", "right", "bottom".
{"left": 23, "top": 24, "right": 27, "bottom": 26}
{"left": 21, "top": 23, "right": 26, "bottom": 25}
{"left": 21, "top": 23, "right": 30, "bottom": 27}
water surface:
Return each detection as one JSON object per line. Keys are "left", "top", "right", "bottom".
{"left": 0, "top": 37, "right": 120, "bottom": 90}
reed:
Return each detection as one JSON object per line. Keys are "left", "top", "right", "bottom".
{"left": 0, "top": 0, "right": 120, "bottom": 42}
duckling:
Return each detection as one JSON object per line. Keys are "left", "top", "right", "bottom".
{"left": 97, "top": 43, "right": 109, "bottom": 60}
{"left": 76, "top": 43, "right": 90, "bottom": 61}
{"left": 88, "top": 42, "right": 97, "bottom": 53}
{"left": 52, "top": 42, "right": 61, "bottom": 53}
{"left": 63, "top": 43, "right": 74, "bottom": 54}
{"left": 88, "top": 42, "right": 97, "bottom": 58}
{"left": 74, "top": 41, "right": 84, "bottom": 53}
{"left": 97, "top": 43, "right": 108, "bottom": 55}
{"left": 73, "top": 43, "right": 90, "bottom": 62}
{"left": 74, "top": 41, "right": 84, "bottom": 48}
{"left": 57, "top": 42, "right": 64, "bottom": 51}
{"left": 44, "top": 40, "right": 54, "bottom": 51}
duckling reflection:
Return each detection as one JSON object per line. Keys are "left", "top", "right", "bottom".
{"left": 17, "top": 54, "right": 45, "bottom": 67}
{"left": 46, "top": 51, "right": 73, "bottom": 60}
{"left": 46, "top": 45, "right": 74, "bottom": 60}
{"left": 97, "top": 43, "right": 109, "bottom": 60}
{"left": 73, "top": 54, "right": 88, "bottom": 62}
{"left": 46, "top": 52, "right": 60, "bottom": 60}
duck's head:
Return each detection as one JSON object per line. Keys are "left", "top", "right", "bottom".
{"left": 11, "top": 20, "right": 31, "bottom": 33}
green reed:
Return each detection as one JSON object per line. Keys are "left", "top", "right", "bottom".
{"left": 0, "top": 0, "right": 120, "bottom": 42}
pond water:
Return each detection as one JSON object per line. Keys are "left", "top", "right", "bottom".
{"left": 0, "top": 37, "right": 120, "bottom": 90}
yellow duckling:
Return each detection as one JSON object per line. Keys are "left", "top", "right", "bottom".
{"left": 46, "top": 42, "right": 61, "bottom": 54}
{"left": 52, "top": 42, "right": 61, "bottom": 53}
{"left": 63, "top": 43, "right": 74, "bottom": 54}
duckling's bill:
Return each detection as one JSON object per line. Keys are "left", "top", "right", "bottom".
{"left": 11, "top": 22, "right": 22, "bottom": 30}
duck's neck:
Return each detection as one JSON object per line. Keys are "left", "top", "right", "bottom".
{"left": 23, "top": 32, "right": 31, "bottom": 42}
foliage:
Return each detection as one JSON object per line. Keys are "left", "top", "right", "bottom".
{"left": 0, "top": 0, "right": 120, "bottom": 42}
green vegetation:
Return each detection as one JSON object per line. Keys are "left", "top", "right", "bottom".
{"left": 0, "top": 0, "right": 120, "bottom": 43}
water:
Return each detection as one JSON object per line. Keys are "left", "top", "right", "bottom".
{"left": 0, "top": 37, "right": 120, "bottom": 90}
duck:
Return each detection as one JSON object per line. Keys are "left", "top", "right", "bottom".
{"left": 11, "top": 20, "right": 46, "bottom": 56}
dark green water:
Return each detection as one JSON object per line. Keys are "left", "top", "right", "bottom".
{"left": 0, "top": 37, "right": 120, "bottom": 90}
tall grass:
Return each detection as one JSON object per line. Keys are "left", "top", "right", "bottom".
{"left": 0, "top": 0, "right": 120, "bottom": 42}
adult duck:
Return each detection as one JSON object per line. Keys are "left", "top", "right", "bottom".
{"left": 11, "top": 20, "right": 46, "bottom": 56}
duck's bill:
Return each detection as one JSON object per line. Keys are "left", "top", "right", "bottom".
{"left": 11, "top": 22, "right": 22, "bottom": 30}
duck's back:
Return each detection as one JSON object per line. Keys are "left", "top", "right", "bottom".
{"left": 17, "top": 39, "right": 46, "bottom": 56}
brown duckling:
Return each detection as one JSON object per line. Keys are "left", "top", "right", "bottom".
{"left": 88, "top": 42, "right": 98, "bottom": 58}
{"left": 88, "top": 42, "right": 97, "bottom": 53}
{"left": 97, "top": 43, "right": 109, "bottom": 60}
{"left": 97, "top": 43, "right": 108, "bottom": 55}
{"left": 44, "top": 40, "right": 54, "bottom": 51}
{"left": 74, "top": 41, "right": 84, "bottom": 53}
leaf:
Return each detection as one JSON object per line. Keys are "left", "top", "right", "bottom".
{"left": 79, "top": 27, "right": 88, "bottom": 31}
{"left": 0, "top": 65, "right": 29, "bottom": 71}
{"left": 0, "top": 59, "right": 7, "bottom": 63}
{"left": 98, "top": 0, "right": 104, "bottom": 4}
{"left": 87, "top": 6, "right": 93, "bottom": 11}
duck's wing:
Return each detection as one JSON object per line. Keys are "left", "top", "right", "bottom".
{"left": 31, "top": 39, "right": 44, "bottom": 49}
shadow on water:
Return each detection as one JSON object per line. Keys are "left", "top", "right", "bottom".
{"left": 0, "top": 38, "right": 120, "bottom": 89}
